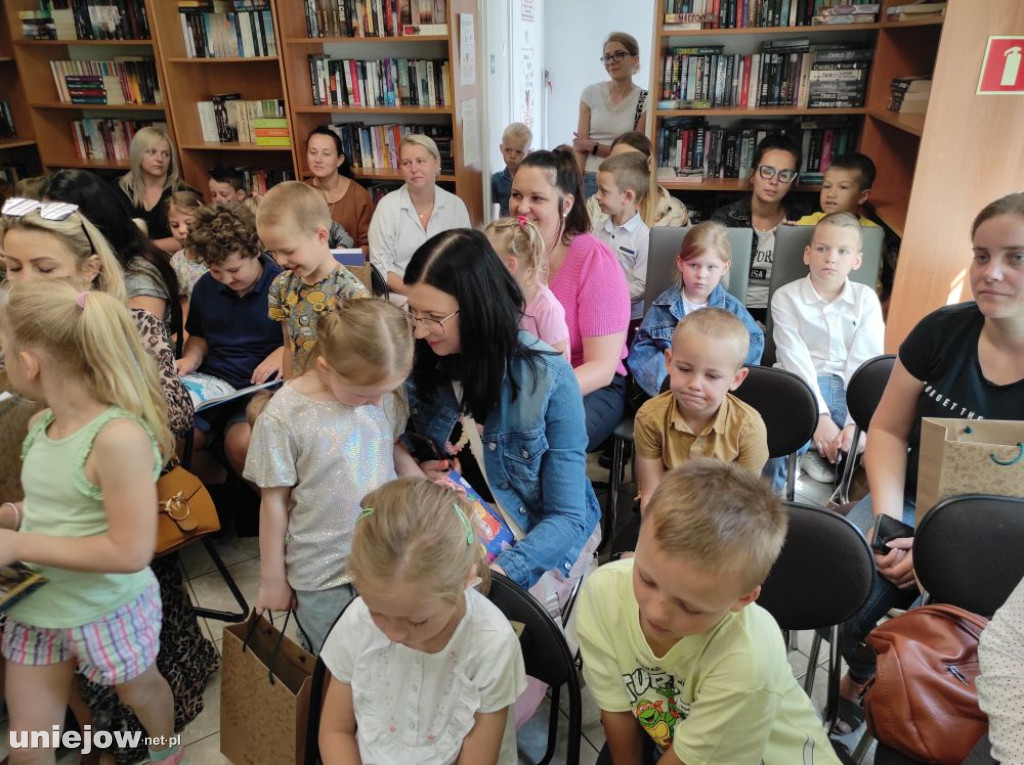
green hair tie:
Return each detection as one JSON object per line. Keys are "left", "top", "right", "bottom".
{"left": 358, "top": 506, "right": 374, "bottom": 522}
{"left": 453, "top": 503, "right": 475, "bottom": 546}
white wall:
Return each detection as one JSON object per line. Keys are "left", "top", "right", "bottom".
{"left": 483, "top": 1, "right": 513, "bottom": 174}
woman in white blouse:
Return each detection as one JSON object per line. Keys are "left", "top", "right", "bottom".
{"left": 368, "top": 134, "right": 471, "bottom": 296}
{"left": 572, "top": 32, "right": 648, "bottom": 200}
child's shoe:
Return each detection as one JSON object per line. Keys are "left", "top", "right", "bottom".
{"left": 800, "top": 451, "right": 836, "bottom": 483}
{"left": 149, "top": 743, "right": 185, "bottom": 764}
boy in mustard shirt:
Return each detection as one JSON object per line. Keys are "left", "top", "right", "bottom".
{"left": 578, "top": 460, "right": 840, "bottom": 765}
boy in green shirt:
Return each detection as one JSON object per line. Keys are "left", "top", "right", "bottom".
{"left": 578, "top": 459, "right": 839, "bottom": 764}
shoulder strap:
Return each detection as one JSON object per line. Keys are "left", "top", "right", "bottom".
{"left": 634, "top": 89, "right": 648, "bottom": 127}
{"left": 21, "top": 409, "right": 55, "bottom": 460}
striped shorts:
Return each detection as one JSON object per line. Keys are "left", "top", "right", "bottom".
{"left": 1, "top": 581, "right": 162, "bottom": 685}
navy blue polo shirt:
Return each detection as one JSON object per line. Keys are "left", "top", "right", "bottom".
{"left": 185, "top": 257, "right": 283, "bottom": 389}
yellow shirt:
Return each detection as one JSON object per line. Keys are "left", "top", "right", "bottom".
{"left": 795, "top": 210, "right": 878, "bottom": 227}
{"left": 577, "top": 562, "right": 841, "bottom": 765}
{"left": 633, "top": 391, "right": 769, "bottom": 475}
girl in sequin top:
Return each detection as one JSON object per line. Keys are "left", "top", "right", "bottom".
{"left": 318, "top": 477, "right": 526, "bottom": 765}
{"left": 244, "top": 298, "right": 421, "bottom": 654}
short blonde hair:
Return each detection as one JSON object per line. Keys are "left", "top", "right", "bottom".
{"left": 483, "top": 217, "right": 546, "bottom": 288}
{"left": 165, "top": 189, "right": 203, "bottom": 217}
{"left": 598, "top": 152, "right": 649, "bottom": 199}
{"left": 501, "top": 122, "right": 533, "bottom": 147}
{"left": 672, "top": 307, "right": 749, "bottom": 370}
{"left": 814, "top": 211, "right": 862, "bottom": 248}
{"left": 316, "top": 297, "right": 413, "bottom": 384}
{"left": 646, "top": 459, "right": 787, "bottom": 591}
{"left": 255, "top": 180, "right": 330, "bottom": 236}
{"left": 349, "top": 477, "right": 489, "bottom": 600}
{"left": 119, "top": 126, "right": 182, "bottom": 208}
{"left": 399, "top": 133, "right": 440, "bottom": 162}
{"left": 679, "top": 221, "right": 731, "bottom": 264}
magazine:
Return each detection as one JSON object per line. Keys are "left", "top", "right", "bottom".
{"left": 181, "top": 372, "right": 281, "bottom": 413}
{"left": 0, "top": 563, "right": 47, "bottom": 612}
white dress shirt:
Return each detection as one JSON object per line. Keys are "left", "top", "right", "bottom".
{"left": 368, "top": 184, "right": 471, "bottom": 279}
{"left": 978, "top": 576, "right": 1024, "bottom": 764}
{"left": 770, "top": 275, "right": 885, "bottom": 425}
{"left": 594, "top": 211, "right": 649, "bottom": 320}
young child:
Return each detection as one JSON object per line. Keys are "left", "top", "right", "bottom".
{"left": 711, "top": 133, "right": 802, "bottom": 322}
{"left": 484, "top": 216, "right": 570, "bottom": 360}
{"left": 166, "top": 190, "right": 209, "bottom": 316}
{"left": 492, "top": 122, "right": 532, "bottom": 217}
{"left": 317, "top": 477, "right": 527, "bottom": 764}
{"left": 256, "top": 181, "right": 369, "bottom": 379}
{"left": 629, "top": 222, "right": 764, "bottom": 399}
{"left": 208, "top": 164, "right": 248, "bottom": 205}
{"left": 176, "top": 202, "right": 284, "bottom": 477}
{"left": 577, "top": 459, "right": 840, "bottom": 765}
{"left": 0, "top": 281, "right": 183, "bottom": 764}
{"left": 795, "top": 153, "right": 878, "bottom": 227}
{"left": 244, "top": 299, "right": 421, "bottom": 653}
{"left": 634, "top": 309, "right": 768, "bottom": 511}
{"left": 771, "top": 212, "right": 885, "bottom": 483}
{"left": 593, "top": 151, "right": 651, "bottom": 320}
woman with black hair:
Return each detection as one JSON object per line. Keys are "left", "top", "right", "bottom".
{"left": 403, "top": 228, "right": 601, "bottom": 602}
{"left": 305, "top": 125, "right": 374, "bottom": 251}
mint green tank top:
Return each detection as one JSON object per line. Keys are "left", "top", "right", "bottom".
{"left": 7, "top": 407, "right": 161, "bottom": 628}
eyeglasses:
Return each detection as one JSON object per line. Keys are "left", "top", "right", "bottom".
{"left": 757, "top": 165, "right": 798, "bottom": 184}
{"left": 410, "top": 309, "right": 460, "bottom": 336}
{"left": 1, "top": 197, "right": 97, "bottom": 253}
{"left": 599, "top": 50, "right": 631, "bottom": 65}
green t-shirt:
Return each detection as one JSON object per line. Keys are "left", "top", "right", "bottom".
{"left": 577, "top": 561, "right": 839, "bottom": 765}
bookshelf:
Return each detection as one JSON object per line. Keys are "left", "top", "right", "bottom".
{"left": 0, "top": 7, "right": 41, "bottom": 181}
{"left": 278, "top": 0, "right": 483, "bottom": 223}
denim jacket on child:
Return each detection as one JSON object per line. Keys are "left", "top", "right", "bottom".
{"left": 628, "top": 283, "right": 765, "bottom": 398}
{"left": 405, "top": 332, "right": 600, "bottom": 590}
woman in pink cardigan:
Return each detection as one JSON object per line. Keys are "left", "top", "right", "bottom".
{"left": 510, "top": 145, "right": 631, "bottom": 451}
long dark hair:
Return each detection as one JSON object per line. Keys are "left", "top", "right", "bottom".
{"left": 308, "top": 126, "right": 355, "bottom": 179}
{"left": 517, "top": 145, "right": 590, "bottom": 245}
{"left": 44, "top": 169, "right": 182, "bottom": 341}
{"left": 404, "top": 229, "right": 543, "bottom": 421}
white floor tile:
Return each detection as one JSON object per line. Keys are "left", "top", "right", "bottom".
{"left": 183, "top": 731, "right": 232, "bottom": 764}
{"left": 188, "top": 556, "right": 260, "bottom": 616}
{"left": 180, "top": 670, "right": 223, "bottom": 746}
{"left": 181, "top": 535, "right": 260, "bottom": 581}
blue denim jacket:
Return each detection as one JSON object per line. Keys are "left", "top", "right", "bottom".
{"left": 405, "top": 333, "right": 600, "bottom": 589}
{"left": 628, "top": 283, "right": 765, "bottom": 398}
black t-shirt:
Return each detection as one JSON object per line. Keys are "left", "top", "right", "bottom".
{"left": 899, "top": 302, "right": 1024, "bottom": 496}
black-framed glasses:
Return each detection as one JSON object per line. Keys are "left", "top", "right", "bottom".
{"left": 757, "top": 165, "right": 798, "bottom": 184}
{"left": 410, "top": 309, "right": 460, "bottom": 336}
{"left": 599, "top": 51, "right": 631, "bottom": 65}
{"left": 1, "top": 197, "right": 97, "bottom": 253}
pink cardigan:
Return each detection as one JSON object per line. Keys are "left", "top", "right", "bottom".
{"left": 549, "top": 232, "right": 630, "bottom": 377}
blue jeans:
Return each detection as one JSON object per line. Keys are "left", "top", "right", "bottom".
{"left": 584, "top": 373, "right": 626, "bottom": 452}
{"left": 583, "top": 171, "right": 598, "bottom": 200}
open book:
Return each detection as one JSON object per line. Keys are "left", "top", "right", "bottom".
{"left": 0, "top": 563, "right": 47, "bottom": 612}
{"left": 181, "top": 372, "right": 281, "bottom": 413}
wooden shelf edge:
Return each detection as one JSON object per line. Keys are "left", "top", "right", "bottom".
{"left": 868, "top": 200, "right": 907, "bottom": 237}
{"left": 867, "top": 109, "right": 925, "bottom": 137}
{"left": 294, "top": 105, "right": 454, "bottom": 115}
{"left": 0, "top": 139, "right": 38, "bottom": 150}
{"left": 880, "top": 16, "right": 944, "bottom": 29}
{"left": 285, "top": 35, "right": 448, "bottom": 44}
{"left": 658, "top": 106, "right": 867, "bottom": 117}
{"left": 31, "top": 101, "right": 166, "bottom": 111}
{"left": 659, "top": 22, "right": 880, "bottom": 37}
{"left": 15, "top": 38, "right": 152, "bottom": 46}
{"left": 179, "top": 142, "right": 293, "bottom": 152}
{"left": 165, "top": 56, "right": 279, "bottom": 63}
{"left": 353, "top": 169, "right": 455, "bottom": 182}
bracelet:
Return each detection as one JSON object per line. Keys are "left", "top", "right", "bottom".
{"left": 591, "top": 143, "right": 600, "bottom": 156}
{"left": 1, "top": 501, "right": 20, "bottom": 531}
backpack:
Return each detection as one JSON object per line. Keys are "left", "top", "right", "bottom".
{"left": 863, "top": 604, "right": 989, "bottom": 765}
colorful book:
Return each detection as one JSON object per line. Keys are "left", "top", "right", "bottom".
{"left": 0, "top": 564, "right": 47, "bottom": 612}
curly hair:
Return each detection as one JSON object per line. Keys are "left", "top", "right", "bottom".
{"left": 186, "top": 201, "right": 259, "bottom": 266}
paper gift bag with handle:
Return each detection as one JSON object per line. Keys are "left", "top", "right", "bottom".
{"left": 221, "top": 610, "right": 314, "bottom": 764}
{"left": 916, "top": 418, "right": 1024, "bottom": 524}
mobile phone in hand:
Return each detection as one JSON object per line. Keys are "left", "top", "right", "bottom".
{"left": 870, "top": 514, "right": 915, "bottom": 554}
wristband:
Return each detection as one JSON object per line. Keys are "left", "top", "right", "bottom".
{"left": 591, "top": 143, "right": 600, "bottom": 156}
{"left": 2, "top": 501, "right": 20, "bottom": 530}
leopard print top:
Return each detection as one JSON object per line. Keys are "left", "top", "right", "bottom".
{"left": 130, "top": 307, "right": 194, "bottom": 439}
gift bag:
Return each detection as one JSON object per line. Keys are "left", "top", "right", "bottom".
{"left": 916, "top": 418, "right": 1024, "bottom": 525}
{"left": 221, "top": 611, "right": 314, "bottom": 764}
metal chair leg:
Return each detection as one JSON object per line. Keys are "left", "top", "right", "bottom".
{"left": 851, "top": 730, "right": 874, "bottom": 763}
{"left": 836, "top": 426, "right": 862, "bottom": 506}
{"left": 191, "top": 537, "right": 249, "bottom": 622}
{"left": 804, "top": 631, "right": 822, "bottom": 695}
{"left": 786, "top": 453, "right": 799, "bottom": 501}
{"left": 598, "top": 435, "right": 626, "bottom": 553}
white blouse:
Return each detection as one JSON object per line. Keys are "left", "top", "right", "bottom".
{"left": 978, "top": 575, "right": 1024, "bottom": 763}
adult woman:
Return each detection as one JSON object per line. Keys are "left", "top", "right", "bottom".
{"left": 368, "top": 134, "right": 470, "bottom": 296}
{"left": 117, "top": 125, "right": 189, "bottom": 254}
{"left": 585, "top": 131, "right": 689, "bottom": 229}
{"left": 510, "top": 147, "right": 631, "bottom": 451}
{"left": 305, "top": 125, "right": 374, "bottom": 251}
{"left": 572, "top": 32, "right": 648, "bottom": 199}
{"left": 403, "top": 228, "right": 601, "bottom": 597}
{"left": 834, "top": 192, "right": 1024, "bottom": 735}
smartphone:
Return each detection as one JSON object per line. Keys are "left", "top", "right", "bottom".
{"left": 406, "top": 431, "right": 443, "bottom": 463}
{"left": 870, "top": 514, "right": 915, "bottom": 554}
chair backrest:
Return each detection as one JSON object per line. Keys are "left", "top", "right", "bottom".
{"left": 759, "top": 501, "right": 875, "bottom": 630}
{"left": 645, "top": 226, "right": 753, "bottom": 313}
{"left": 731, "top": 365, "right": 819, "bottom": 458}
{"left": 845, "top": 354, "right": 896, "bottom": 432}
{"left": 914, "top": 494, "right": 1024, "bottom": 617}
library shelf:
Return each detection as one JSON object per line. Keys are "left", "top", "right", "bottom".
{"left": 354, "top": 167, "right": 456, "bottom": 182}
{"left": 31, "top": 101, "right": 166, "bottom": 111}
{"left": 660, "top": 23, "right": 881, "bottom": 37}
{"left": 48, "top": 157, "right": 130, "bottom": 170}
{"left": 284, "top": 35, "right": 448, "bottom": 44}
{"left": 178, "top": 142, "right": 295, "bottom": 152}
{"left": 294, "top": 104, "right": 454, "bottom": 115}
{"left": 165, "top": 56, "right": 279, "bottom": 64}
{"left": 867, "top": 109, "right": 924, "bottom": 137}
{"left": 659, "top": 107, "right": 869, "bottom": 118}
{"left": 0, "top": 138, "right": 37, "bottom": 150}
{"left": 880, "top": 16, "right": 945, "bottom": 29}
{"left": 14, "top": 38, "right": 153, "bottom": 46}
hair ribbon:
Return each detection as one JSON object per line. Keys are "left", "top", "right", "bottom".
{"left": 452, "top": 503, "right": 475, "bottom": 546}
{"left": 75, "top": 292, "right": 89, "bottom": 310}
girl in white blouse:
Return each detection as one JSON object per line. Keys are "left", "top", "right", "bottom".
{"left": 318, "top": 477, "right": 527, "bottom": 765}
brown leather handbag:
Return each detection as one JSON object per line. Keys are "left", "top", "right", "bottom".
{"left": 156, "top": 464, "right": 220, "bottom": 556}
{"left": 863, "top": 604, "right": 989, "bottom": 765}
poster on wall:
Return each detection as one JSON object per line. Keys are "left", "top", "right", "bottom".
{"left": 511, "top": 0, "right": 543, "bottom": 137}
{"left": 460, "top": 14, "right": 475, "bottom": 86}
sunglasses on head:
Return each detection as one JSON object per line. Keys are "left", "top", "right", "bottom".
{"left": 2, "top": 198, "right": 98, "bottom": 254}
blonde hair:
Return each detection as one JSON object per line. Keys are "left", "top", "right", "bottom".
{"left": 349, "top": 477, "right": 489, "bottom": 600}
{"left": 679, "top": 221, "right": 731, "bottom": 264}
{"left": 399, "top": 133, "right": 440, "bottom": 162}
{"left": 0, "top": 281, "right": 172, "bottom": 460}
{"left": 255, "top": 181, "right": 330, "bottom": 236}
{"left": 501, "top": 122, "right": 533, "bottom": 147}
{"left": 165, "top": 189, "right": 203, "bottom": 217}
{"left": 814, "top": 211, "right": 863, "bottom": 247}
{"left": 119, "top": 126, "right": 182, "bottom": 208}
{"left": 315, "top": 298, "right": 413, "bottom": 384}
{"left": 13, "top": 176, "right": 48, "bottom": 200}
{"left": 672, "top": 307, "right": 749, "bottom": 369}
{"left": 0, "top": 210, "right": 127, "bottom": 302}
{"left": 598, "top": 152, "right": 649, "bottom": 199}
{"left": 483, "top": 217, "right": 547, "bottom": 288}
{"left": 646, "top": 459, "right": 787, "bottom": 591}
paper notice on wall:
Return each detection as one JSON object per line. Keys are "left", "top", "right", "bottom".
{"left": 461, "top": 98, "right": 480, "bottom": 167}
{"left": 460, "top": 14, "right": 475, "bottom": 86}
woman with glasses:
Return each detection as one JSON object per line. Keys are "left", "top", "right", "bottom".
{"left": 711, "top": 133, "right": 801, "bottom": 323}
{"left": 368, "top": 133, "right": 470, "bottom": 298}
{"left": 572, "top": 32, "right": 648, "bottom": 199}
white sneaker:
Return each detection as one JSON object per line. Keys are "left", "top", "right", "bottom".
{"left": 800, "top": 451, "right": 837, "bottom": 483}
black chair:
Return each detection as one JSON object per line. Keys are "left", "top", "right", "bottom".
{"left": 835, "top": 355, "right": 896, "bottom": 505}
{"left": 732, "top": 365, "right": 819, "bottom": 501}
{"left": 758, "top": 501, "right": 875, "bottom": 730}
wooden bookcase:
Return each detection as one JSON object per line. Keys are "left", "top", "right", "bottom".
{"left": 277, "top": 0, "right": 483, "bottom": 224}
{"left": 0, "top": 6, "right": 41, "bottom": 179}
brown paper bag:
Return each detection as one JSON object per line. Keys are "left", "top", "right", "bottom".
{"left": 916, "top": 418, "right": 1024, "bottom": 524}
{"left": 220, "top": 611, "right": 314, "bottom": 764}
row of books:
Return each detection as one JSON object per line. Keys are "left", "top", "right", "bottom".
{"left": 0, "top": 102, "right": 15, "bottom": 139}
{"left": 325, "top": 122, "right": 454, "bottom": 175}
{"left": 886, "top": 2, "right": 945, "bottom": 22}
{"left": 663, "top": 0, "right": 878, "bottom": 29}
{"left": 196, "top": 96, "right": 288, "bottom": 145}
{"left": 303, "top": 0, "right": 449, "bottom": 38}
{"left": 69, "top": 118, "right": 167, "bottom": 162}
{"left": 657, "top": 116, "right": 858, "bottom": 184}
{"left": 179, "top": 3, "right": 277, "bottom": 58}
{"left": 309, "top": 55, "right": 452, "bottom": 108}
{"left": 658, "top": 41, "right": 872, "bottom": 109}
{"left": 887, "top": 77, "right": 931, "bottom": 114}
{"left": 222, "top": 166, "right": 296, "bottom": 196}
{"left": 20, "top": 0, "right": 151, "bottom": 40}
{"left": 50, "top": 58, "right": 161, "bottom": 105}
